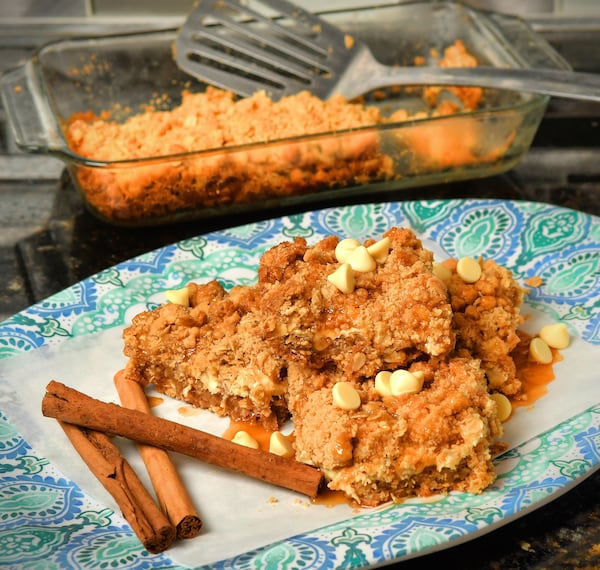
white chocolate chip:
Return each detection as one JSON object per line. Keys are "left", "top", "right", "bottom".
{"left": 432, "top": 262, "right": 452, "bottom": 284}
{"left": 332, "top": 381, "right": 361, "bottom": 410}
{"left": 164, "top": 286, "right": 190, "bottom": 306}
{"left": 389, "top": 369, "right": 424, "bottom": 395}
{"left": 490, "top": 392, "right": 512, "bottom": 422}
{"left": 529, "top": 337, "right": 553, "bottom": 364}
{"left": 539, "top": 323, "right": 570, "bottom": 349}
{"left": 411, "top": 370, "right": 425, "bottom": 382}
{"left": 327, "top": 263, "right": 356, "bottom": 293}
{"left": 335, "top": 238, "right": 360, "bottom": 263}
{"left": 366, "top": 237, "right": 391, "bottom": 264}
{"left": 269, "top": 431, "right": 294, "bottom": 458}
{"left": 231, "top": 430, "right": 260, "bottom": 449}
{"left": 456, "top": 256, "right": 482, "bottom": 283}
{"left": 346, "top": 245, "right": 377, "bottom": 272}
{"left": 374, "top": 370, "right": 393, "bottom": 397}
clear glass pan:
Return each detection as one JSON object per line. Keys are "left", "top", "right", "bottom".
{"left": 0, "top": 1, "right": 571, "bottom": 226}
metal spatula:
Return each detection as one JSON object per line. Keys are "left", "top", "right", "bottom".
{"left": 175, "top": 0, "right": 600, "bottom": 102}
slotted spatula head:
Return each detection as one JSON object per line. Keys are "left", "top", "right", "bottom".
{"left": 175, "top": 0, "right": 600, "bottom": 103}
{"left": 174, "top": 0, "right": 364, "bottom": 100}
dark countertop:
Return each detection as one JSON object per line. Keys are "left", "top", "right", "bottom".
{"left": 0, "top": 14, "right": 599, "bottom": 570}
{"left": 401, "top": 473, "right": 600, "bottom": 569}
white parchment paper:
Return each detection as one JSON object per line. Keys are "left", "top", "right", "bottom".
{"left": 0, "top": 312, "right": 597, "bottom": 567}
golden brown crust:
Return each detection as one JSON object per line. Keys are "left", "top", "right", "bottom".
{"left": 288, "top": 357, "right": 500, "bottom": 505}
{"left": 64, "top": 41, "right": 487, "bottom": 223}
{"left": 443, "top": 258, "right": 525, "bottom": 395}
{"left": 123, "top": 280, "right": 288, "bottom": 430}
{"left": 66, "top": 88, "right": 394, "bottom": 222}
{"left": 423, "top": 39, "right": 483, "bottom": 111}
{"left": 259, "top": 228, "right": 455, "bottom": 377}
{"left": 122, "top": 227, "right": 524, "bottom": 504}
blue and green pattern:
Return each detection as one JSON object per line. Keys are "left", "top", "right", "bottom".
{"left": 0, "top": 199, "right": 598, "bottom": 569}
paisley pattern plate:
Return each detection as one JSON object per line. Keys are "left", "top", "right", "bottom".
{"left": 0, "top": 199, "right": 598, "bottom": 569}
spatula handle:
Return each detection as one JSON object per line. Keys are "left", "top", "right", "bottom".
{"left": 347, "top": 57, "right": 600, "bottom": 102}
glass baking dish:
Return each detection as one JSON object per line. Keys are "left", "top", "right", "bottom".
{"left": 0, "top": 1, "right": 571, "bottom": 227}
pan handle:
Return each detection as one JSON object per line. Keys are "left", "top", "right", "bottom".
{"left": 0, "top": 61, "right": 66, "bottom": 154}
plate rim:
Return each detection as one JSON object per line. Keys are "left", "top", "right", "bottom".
{"left": 0, "top": 197, "right": 599, "bottom": 569}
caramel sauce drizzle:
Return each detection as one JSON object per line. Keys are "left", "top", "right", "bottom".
{"left": 147, "top": 396, "right": 164, "bottom": 408}
{"left": 222, "top": 419, "right": 276, "bottom": 450}
{"left": 177, "top": 406, "right": 201, "bottom": 418}
{"left": 511, "top": 334, "right": 563, "bottom": 410}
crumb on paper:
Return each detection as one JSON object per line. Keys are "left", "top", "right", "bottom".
{"left": 524, "top": 276, "right": 544, "bottom": 288}
{"left": 293, "top": 498, "right": 310, "bottom": 508}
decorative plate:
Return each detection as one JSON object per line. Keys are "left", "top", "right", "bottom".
{"left": 0, "top": 199, "right": 598, "bottom": 570}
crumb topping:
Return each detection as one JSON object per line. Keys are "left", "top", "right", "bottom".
{"left": 123, "top": 227, "right": 525, "bottom": 505}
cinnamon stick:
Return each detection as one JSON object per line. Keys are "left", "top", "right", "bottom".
{"left": 58, "top": 421, "right": 175, "bottom": 553}
{"left": 43, "top": 381, "right": 324, "bottom": 498}
{"left": 114, "top": 371, "right": 202, "bottom": 539}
